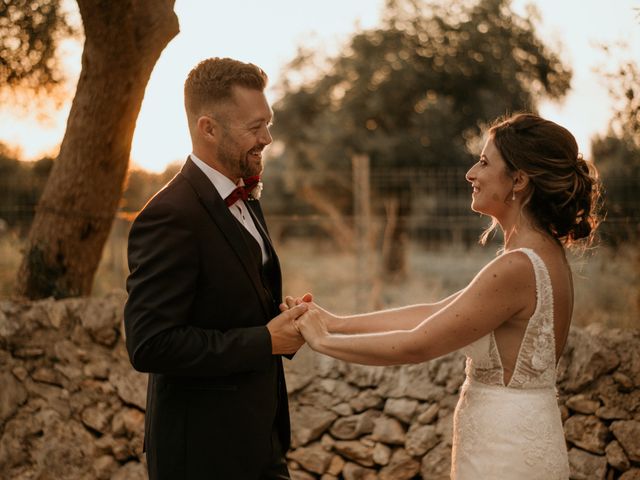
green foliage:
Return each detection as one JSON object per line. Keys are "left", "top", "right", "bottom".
{"left": 120, "top": 163, "right": 181, "bottom": 212}
{"left": 591, "top": 55, "right": 640, "bottom": 243}
{"left": 0, "top": 0, "right": 75, "bottom": 101}
{"left": 0, "top": 144, "right": 52, "bottom": 228}
{"left": 602, "top": 57, "right": 640, "bottom": 150}
{"left": 0, "top": 146, "right": 180, "bottom": 230}
{"left": 273, "top": 0, "right": 571, "bottom": 182}
{"left": 590, "top": 133, "right": 640, "bottom": 245}
{"left": 592, "top": 135, "right": 640, "bottom": 230}
{"left": 592, "top": 134, "right": 640, "bottom": 178}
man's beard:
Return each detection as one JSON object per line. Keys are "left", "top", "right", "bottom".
{"left": 217, "top": 139, "right": 262, "bottom": 179}
{"left": 239, "top": 151, "right": 263, "bottom": 178}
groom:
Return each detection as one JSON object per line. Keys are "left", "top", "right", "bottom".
{"left": 124, "top": 57, "right": 307, "bottom": 479}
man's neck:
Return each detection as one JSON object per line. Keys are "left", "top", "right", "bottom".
{"left": 190, "top": 150, "right": 239, "bottom": 184}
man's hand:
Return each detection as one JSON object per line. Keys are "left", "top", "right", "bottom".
{"left": 266, "top": 303, "right": 308, "bottom": 355}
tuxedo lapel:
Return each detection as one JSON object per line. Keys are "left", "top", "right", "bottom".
{"left": 179, "top": 158, "right": 272, "bottom": 317}
{"left": 246, "top": 201, "right": 274, "bottom": 255}
{"left": 246, "top": 201, "right": 282, "bottom": 303}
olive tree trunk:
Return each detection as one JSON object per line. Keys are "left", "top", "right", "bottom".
{"left": 16, "top": 0, "right": 179, "bottom": 299}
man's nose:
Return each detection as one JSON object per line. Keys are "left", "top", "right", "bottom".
{"left": 261, "top": 126, "right": 273, "bottom": 146}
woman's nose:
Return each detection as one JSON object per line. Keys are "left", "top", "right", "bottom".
{"left": 465, "top": 166, "right": 476, "bottom": 183}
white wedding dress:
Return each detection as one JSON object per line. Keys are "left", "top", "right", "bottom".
{"left": 451, "top": 248, "right": 570, "bottom": 479}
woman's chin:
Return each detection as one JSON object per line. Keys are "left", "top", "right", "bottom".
{"left": 470, "top": 202, "right": 488, "bottom": 216}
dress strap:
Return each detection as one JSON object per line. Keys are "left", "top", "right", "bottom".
{"left": 501, "top": 248, "right": 558, "bottom": 388}
{"left": 510, "top": 248, "right": 554, "bottom": 318}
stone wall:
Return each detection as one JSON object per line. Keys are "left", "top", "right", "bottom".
{"left": 0, "top": 295, "right": 638, "bottom": 479}
{"left": 0, "top": 293, "right": 147, "bottom": 480}
{"left": 284, "top": 325, "right": 640, "bottom": 480}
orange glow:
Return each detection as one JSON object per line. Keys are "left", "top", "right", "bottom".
{"left": 0, "top": 0, "right": 638, "bottom": 172}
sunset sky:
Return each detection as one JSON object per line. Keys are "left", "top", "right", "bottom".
{"left": 0, "top": 0, "right": 638, "bottom": 172}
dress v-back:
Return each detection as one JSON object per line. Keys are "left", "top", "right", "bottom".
{"left": 451, "top": 248, "right": 570, "bottom": 479}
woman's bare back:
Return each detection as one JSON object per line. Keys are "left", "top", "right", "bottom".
{"left": 492, "top": 239, "right": 574, "bottom": 384}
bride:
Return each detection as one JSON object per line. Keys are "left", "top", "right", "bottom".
{"left": 287, "top": 113, "right": 601, "bottom": 479}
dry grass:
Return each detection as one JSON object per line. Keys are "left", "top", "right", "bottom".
{"left": 569, "top": 244, "right": 639, "bottom": 329}
{"left": 0, "top": 232, "right": 22, "bottom": 297}
{"left": 0, "top": 231, "right": 637, "bottom": 330}
{"left": 278, "top": 238, "right": 639, "bottom": 330}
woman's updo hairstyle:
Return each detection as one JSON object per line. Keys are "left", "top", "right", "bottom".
{"left": 489, "top": 113, "right": 602, "bottom": 247}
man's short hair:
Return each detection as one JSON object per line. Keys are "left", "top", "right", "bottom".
{"left": 184, "top": 57, "right": 268, "bottom": 121}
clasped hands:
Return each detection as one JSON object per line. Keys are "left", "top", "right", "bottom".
{"left": 266, "top": 292, "right": 330, "bottom": 355}
{"left": 279, "top": 293, "right": 331, "bottom": 350}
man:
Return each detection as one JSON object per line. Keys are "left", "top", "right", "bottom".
{"left": 124, "top": 57, "right": 307, "bottom": 479}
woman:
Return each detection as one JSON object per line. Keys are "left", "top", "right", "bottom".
{"left": 289, "top": 113, "right": 601, "bottom": 479}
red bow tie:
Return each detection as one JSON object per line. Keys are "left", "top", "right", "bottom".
{"left": 224, "top": 176, "right": 261, "bottom": 207}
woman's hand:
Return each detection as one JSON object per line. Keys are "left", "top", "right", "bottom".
{"left": 295, "top": 304, "right": 330, "bottom": 350}
{"left": 279, "top": 293, "right": 313, "bottom": 312}
{"left": 280, "top": 294, "right": 341, "bottom": 338}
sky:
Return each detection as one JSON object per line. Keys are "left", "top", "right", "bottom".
{"left": 0, "top": 0, "right": 638, "bottom": 173}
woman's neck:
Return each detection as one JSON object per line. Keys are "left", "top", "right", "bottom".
{"left": 499, "top": 212, "right": 553, "bottom": 251}
{"left": 502, "top": 224, "right": 558, "bottom": 252}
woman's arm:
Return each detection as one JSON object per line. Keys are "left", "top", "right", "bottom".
{"left": 297, "top": 251, "right": 534, "bottom": 366}
{"left": 284, "top": 290, "right": 463, "bottom": 334}
{"left": 329, "top": 289, "right": 464, "bottom": 334}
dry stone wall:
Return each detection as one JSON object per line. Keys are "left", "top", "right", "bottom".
{"left": 0, "top": 293, "right": 147, "bottom": 480}
{"left": 0, "top": 294, "right": 638, "bottom": 479}
{"left": 284, "top": 324, "right": 640, "bottom": 480}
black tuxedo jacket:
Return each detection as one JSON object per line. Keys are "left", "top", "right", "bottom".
{"left": 124, "top": 158, "right": 289, "bottom": 479}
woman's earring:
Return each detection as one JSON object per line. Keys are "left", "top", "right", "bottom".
{"left": 511, "top": 190, "right": 516, "bottom": 201}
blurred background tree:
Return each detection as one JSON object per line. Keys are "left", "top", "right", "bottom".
{"left": 271, "top": 0, "right": 572, "bottom": 278}
{"left": 120, "top": 162, "right": 181, "bottom": 213}
{"left": 591, "top": 54, "right": 640, "bottom": 244}
{"left": 0, "top": 144, "right": 53, "bottom": 232}
{"left": 0, "top": 0, "right": 74, "bottom": 106}
{"left": 3, "top": 0, "right": 179, "bottom": 299}
{"left": 0, "top": 144, "right": 179, "bottom": 230}
{"left": 1, "top": 0, "right": 636, "bottom": 305}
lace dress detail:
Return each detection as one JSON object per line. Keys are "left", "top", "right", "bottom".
{"left": 452, "top": 248, "right": 570, "bottom": 479}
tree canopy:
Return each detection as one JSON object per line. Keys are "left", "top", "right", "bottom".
{"left": 0, "top": 0, "right": 75, "bottom": 103}
{"left": 273, "top": 0, "right": 572, "bottom": 176}
{"left": 270, "top": 0, "right": 573, "bottom": 273}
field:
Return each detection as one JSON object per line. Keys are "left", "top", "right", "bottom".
{"left": 275, "top": 238, "right": 639, "bottom": 330}
{"left": 2, "top": 226, "right": 636, "bottom": 330}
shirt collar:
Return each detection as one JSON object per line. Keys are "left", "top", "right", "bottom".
{"left": 189, "top": 153, "right": 240, "bottom": 201}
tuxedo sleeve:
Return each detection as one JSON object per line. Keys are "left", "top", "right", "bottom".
{"left": 124, "top": 197, "right": 272, "bottom": 377}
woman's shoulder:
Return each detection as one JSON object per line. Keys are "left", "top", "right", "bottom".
{"left": 480, "top": 249, "right": 536, "bottom": 279}
{"left": 464, "top": 250, "right": 537, "bottom": 304}
{"left": 483, "top": 246, "right": 569, "bottom": 294}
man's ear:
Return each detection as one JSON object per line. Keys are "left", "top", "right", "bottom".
{"left": 196, "top": 114, "right": 219, "bottom": 142}
{"left": 513, "top": 169, "right": 530, "bottom": 194}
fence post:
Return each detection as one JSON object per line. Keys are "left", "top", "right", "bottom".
{"left": 352, "top": 154, "right": 372, "bottom": 311}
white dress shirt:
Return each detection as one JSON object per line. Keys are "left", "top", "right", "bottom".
{"left": 190, "top": 153, "right": 268, "bottom": 264}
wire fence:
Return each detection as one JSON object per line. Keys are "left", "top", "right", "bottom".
{"left": 1, "top": 166, "right": 638, "bottom": 249}
{"left": 0, "top": 166, "right": 637, "bottom": 302}
{"left": 261, "top": 167, "right": 639, "bottom": 247}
